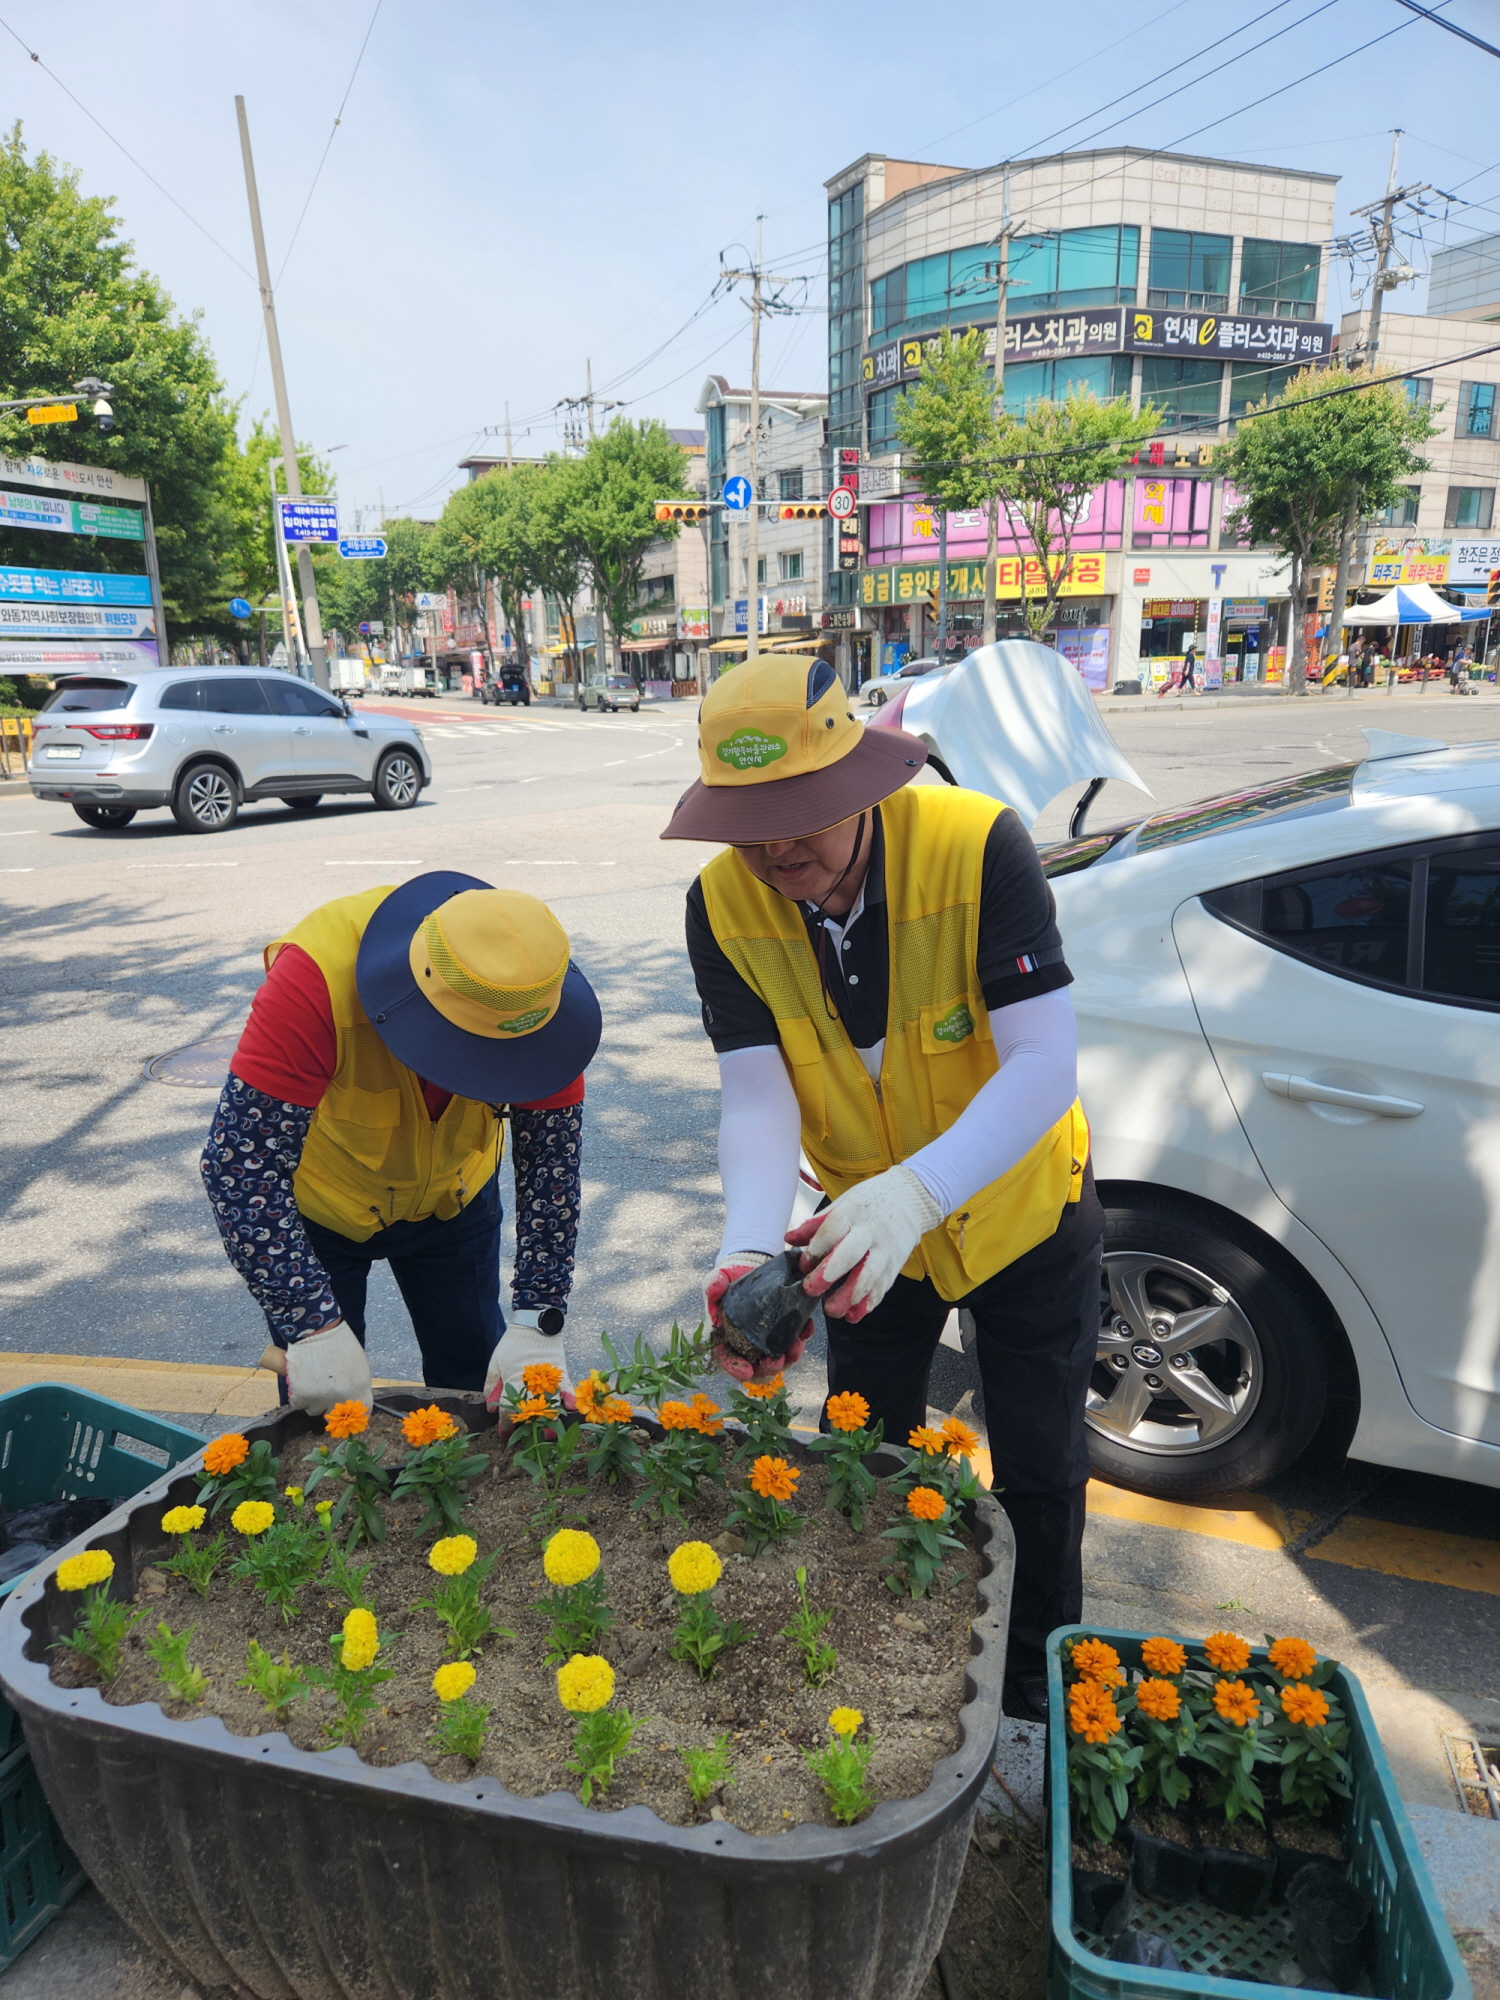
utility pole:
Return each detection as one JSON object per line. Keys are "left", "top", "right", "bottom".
{"left": 267, "top": 459, "right": 306, "bottom": 670}
{"left": 555, "top": 369, "right": 622, "bottom": 452}
{"left": 505, "top": 403, "right": 514, "bottom": 469}
{"left": 235, "top": 97, "right": 330, "bottom": 689}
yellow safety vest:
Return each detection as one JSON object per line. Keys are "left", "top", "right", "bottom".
{"left": 700, "top": 784, "right": 1088, "bottom": 1300}
{"left": 266, "top": 888, "right": 502, "bottom": 1241}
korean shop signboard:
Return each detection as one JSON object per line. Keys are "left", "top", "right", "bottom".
{"left": 860, "top": 552, "right": 1106, "bottom": 606}
{"left": 1371, "top": 535, "right": 1500, "bottom": 587}
{"left": 1124, "top": 310, "right": 1332, "bottom": 365}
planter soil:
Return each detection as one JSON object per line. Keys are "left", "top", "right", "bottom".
{"left": 1126, "top": 1806, "right": 1200, "bottom": 1903}
{"left": 1197, "top": 1820, "right": 1277, "bottom": 1919}
{"left": 1069, "top": 1841, "right": 1134, "bottom": 1940}
{"left": 1270, "top": 1813, "right": 1346, "bottom": 1902}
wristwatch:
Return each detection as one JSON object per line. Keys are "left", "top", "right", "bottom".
{"left": 535, "top": 1307, "right": 566, "bottom": 1337}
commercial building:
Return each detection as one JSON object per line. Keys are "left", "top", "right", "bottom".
{"left": 630, "top": 429, "right": 708, "bottom": 693}
{"left": 823, "top": 146, "right": 1339, "bottom": 688}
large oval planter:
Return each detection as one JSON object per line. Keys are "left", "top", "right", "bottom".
{"left": 0, "top": 1400, "right": 1013, "bottom": 2000}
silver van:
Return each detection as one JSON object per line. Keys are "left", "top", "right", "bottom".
{"left": 28, "top": 666, "right": 432, "bottom": 833}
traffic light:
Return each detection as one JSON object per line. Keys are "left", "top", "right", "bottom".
{"left": 778, "top": 501, "right": 828, "bottom": 519}
{"left": 655, "top": 502, "right": 712, "bottom": 523}
{"left": 1488, "top": 568, "right": 1499, "bottom": 607}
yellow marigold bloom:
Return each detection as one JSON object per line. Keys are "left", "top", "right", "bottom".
{"left": 315, "top": 1499, "right": 333, "bottom": 1522}
{"left": 908, "top": 1425, "right": 945, "bottom": 1456}
{"left": 658, "top": 1400, "right": 694, "bottom": 1431}
{"left": 743, "top": 1373, "right": 786, "bottom": 1401}
{"left": 56, "top": 1549, "right": 114, "bottom": 1592}
{"left": 231, "top": 1501, "right": 276, "bottom": 1537}
{"left": 1069, "top": 1638, "right": 1123, "bottom": 1684}
{"left": 402, "top": 1405, "right": 459, "bottom": 1448}
{"left": 1135, "top": 1678, "right": 1182, "bottom": 1722}
{"left": 557, "top": 1653, "right": 614, "bottom": 1714}
{"left": 748, "top": 1455, "right": 798, "bottom": 1502}
{"left": 1068, "top": 1683, "right": 1121, "bottom": 1744}
{"left": 202, "top": 1432, "right": 249, "bottom": 1477}
{"left": 283, "top": 1486, "right": 304, "bottom": 1509}
{"left": 825, "top": 1391, "right": 870, "bottom": 1433}
{"left": 906, "top": 1486, "right": 946, "bottom": 1522}
{"left": 544, "top": 1529, "right": 601, "bottom": 1587}
{"left": 941, "top": 1417, "right": 980, "bottom": 1459}
{"left": 574, "top": 1371, "right": 604, "bottom": 1419}
{"left": 521, "top": 1362, "right": 564, "bottom": 1399}
{"left": 1268, "top": 1636, "right": 1317, "bottom": 1681}
{"left": 600, "top": 1396, "right": 633, "bottom": 1425}
{"left": 1280, "top": 1683, "right": 1330, "bottom": 1728}
{"left": 429, "top": 1535, "right": 478, "bottom": 1576}
{"left": 433, "top": 1661, "right": 476, "bottom": 1703}
{"left": 689, "top": 1393, "right": 725, "bottom": 1437}
{"left": 324, "top": 1400, "right": 369, "bottom": 1440}
{"left": 1140, "top": 1636, "right": 1188, "bottom": 1678}
{"left": 1203, "top": 1630, "right": 1252, "bottom": 1674}
{"left": 161, "top": 1505, "right": 206, "bottom": 1536}
{"left": 1213, "top": 1678, "right": 1260, "bottom": 1728}
{"left": 828, "top": 1707, "right": 864, "bottom": 1738}
{"left": 341, "top": 1607, "right": 380, "bottom": 1671}
{"left": 511, "top": 1396, "right": 552, "bottom": 1424}
{"left": 668, "top": 1541, "right": 722, "bottom": 1595}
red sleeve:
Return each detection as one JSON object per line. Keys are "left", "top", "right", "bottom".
{"left": 516, "top": 1074, "right": 586, "bottom": 1112}
{"left": 230, "top": 944, "right": 338, "bottom": 1109}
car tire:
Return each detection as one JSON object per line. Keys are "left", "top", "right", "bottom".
{"left": 372, "top": 749, "right": 422, "bottom": 810}
{"left": 630, "top": 703, "right": 639, "bottom": 713}
{"left": 1086, "top": 1196, "right": 1332, "bottom": 1500}
{"left": 71, "top": 804, "right": 137, "bottom": 830}
{"left": 172, "top": 762, "right": 238, "bottom": 834}
{"left": 282, "top": 796, "right": 323, "bottom": 812}
{"left": 870, "top": 689, "right": 887, "bottom": 706}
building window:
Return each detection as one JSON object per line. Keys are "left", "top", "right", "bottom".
{"left": 1003, "top": 353, "right": 1132, "bottom": 413}
{"left": 1405, "top": 377, "right": 1433, "bottom": 407}
{"left": 828, "top": 183, "right": 865, "bottom": 452}
{"left": 1457, "top": 382, "right": 1496, "bottom": 438}
{"left": 1446, "top": 486, "right": 1494, "bottom": 529}
{"left": 1376, "top": 487, "right": 1421, "bottom": 528}
{"left": 867, "top": 383, "right": 901, "bottom": 455}
{"left": 1228, "top": 361, "right": 1285, "bottom": 417}
{"left": 1148, "top": 229, "right": 1232, "bottom": 313}
{"left": 1005, "top": 224, "right": 1139, "bottom": 313}
{"left": 1238, "top": 239, "right": 1321, "bottom": 320}
{"left": 778, "top": 468, "right": 804, "bottom": 502}
{"left": 779, "top": 551, "right": 803, "bottom": 582}
{"left": 1140, "top": 357, "right": 1223, "bottom": 432}
{"left": 756, "top": 557, "right": 767, "bottom": 585}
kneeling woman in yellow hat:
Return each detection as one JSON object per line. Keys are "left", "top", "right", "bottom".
{"left": 200, "top": 870, "right": 600, "bottom": 1417}
{"left": 663, "top": 658, "right": 1101, "bottom": 1721}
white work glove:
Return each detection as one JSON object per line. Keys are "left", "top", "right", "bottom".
{"left": 704, "top": 1249, "right": 808, "bottom": 1384}
{"left": 483, "top": 1309, "right": 574, "bottom": 1412}
{"left": 284, "top": 1322, "right": 374, "bottom": 1416}
{"left": 787, "top": 1164, "right": 943, "bottom": 1323}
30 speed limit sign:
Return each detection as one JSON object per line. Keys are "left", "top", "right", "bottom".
{"left": 828, "top": 486, "right": 857, "bottom": 519}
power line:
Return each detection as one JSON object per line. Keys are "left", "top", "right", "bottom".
{"left": 275, "top": 0, "right": 385, "bottom": 286}
{"left": 1392, "top": 0, "right": 1500, "bottom": 58}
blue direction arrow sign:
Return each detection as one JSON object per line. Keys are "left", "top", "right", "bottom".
{"left": 228, "top": 597, "right": 252, "bottom": 619}
{"left": 278, "top": 497, "right": 340, "bottom": 544}
{"left": 339, "top": 537, "right": 388, "bottom": 560}
{"left": 722, "top": 475, "right": 752, "bottom": 512}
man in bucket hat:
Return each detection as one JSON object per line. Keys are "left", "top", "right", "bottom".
{"left": 201, "top": 871, "right": 601, "bottom": 1418}
{"left": 665, "top": 656, "right": 1102, "bottom": 1719}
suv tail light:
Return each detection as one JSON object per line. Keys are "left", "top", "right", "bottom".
{"left": 78, "top": 723, "right": 153, "bottom": 740}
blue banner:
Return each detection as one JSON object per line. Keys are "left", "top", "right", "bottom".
{"left": 0, "top": 566, "right": 153, "bottom": 606}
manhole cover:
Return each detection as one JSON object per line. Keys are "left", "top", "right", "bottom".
{"left": 144, "top": 1034, "right": 239, "bottom": 1089}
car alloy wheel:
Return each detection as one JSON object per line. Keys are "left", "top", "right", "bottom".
{"left": 374, "top": 751, "right": 421, "bottom": 809}
{"left": 173, "top": 762, "right": 238, "bottom": 833}
{"left": 1088, "top": 1249, "right": 1262, "bottom": 1457}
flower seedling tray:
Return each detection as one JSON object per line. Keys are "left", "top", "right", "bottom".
{"left": 1045, "top": 1625, "right": 1472, "bottom": 2000}
{"left": 0, "top": 1397, "right": 1014, "bottom": 2000}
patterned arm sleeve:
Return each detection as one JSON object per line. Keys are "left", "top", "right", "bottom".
{"left": 509, "top": 1101, "right": 583, "bottom": 1313}
{"left": 200, "top": 1074, "right": 341, "bottom": 1344}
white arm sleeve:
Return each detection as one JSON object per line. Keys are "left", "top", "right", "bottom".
{"left": 715, "top": 1044, "right": 804, "bottom": 1263}
{"left": 904, "top": 987, "right": 1079, "bottom": 1217}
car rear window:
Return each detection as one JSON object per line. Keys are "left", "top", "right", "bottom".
{"left": 606, "top": 676, "right": 633, "bottom": 689}
{"left": 42, "top": 679, "right": 134, "bottom": 713}
{"left": 159, "top": 679, "right": 206, "bottom": 710}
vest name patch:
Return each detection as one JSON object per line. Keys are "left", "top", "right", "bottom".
{"left": 932, "top": 1003, "right": 974, "bottom": 1045}
{"left": 495, "top": 1006, "right": 549, "bottom": 1035}
{"left": 715, "top": 728, "right": 787, "bottom": 770}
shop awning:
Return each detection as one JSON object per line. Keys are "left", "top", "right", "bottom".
{"left": 619, "top": 637, "right": 672, "bottom": 652}
{"left": 709, "top": 638, "right": 749, "bottom": 652}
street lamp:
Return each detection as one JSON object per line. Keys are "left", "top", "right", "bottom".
{"left": 0, "top": 379, "right": 116, "bottom": 434}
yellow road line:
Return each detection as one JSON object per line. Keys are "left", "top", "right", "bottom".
{"left": 1085, "top": 1479, "right": 1309, "bottom": 1551}
{"left": 1306, "top": 1516, "right": 1500, "bottom": 1599}
{"left": 0, "top": 1353, "right": 417, "bottom": 1421}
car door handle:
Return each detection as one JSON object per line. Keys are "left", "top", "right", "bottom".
{"left": 1261, "top": 1072, "right": 1424, "bottom": 1118}
{"left": 211, "top": 724, "right": 235, "bottom": 734}
{"left": 293, "top": 726, "right": 312, "bottom": 736}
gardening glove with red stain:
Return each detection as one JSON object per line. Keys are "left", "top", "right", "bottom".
{"left": 483, "top": 1310, "right": 576, "bottom": 1417}
{"left": 788, "top": 1164, "right": 943, "bottom": 1322}
{"left": 704, "top": 1252, "right": 814, "bottom": 1383}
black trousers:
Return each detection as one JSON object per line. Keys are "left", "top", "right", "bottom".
{"left": 823, "top": 1171, "right": 1104, "bottom": 1689}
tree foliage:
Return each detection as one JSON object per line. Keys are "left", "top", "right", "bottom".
{"left": 893, "top": 330, "right": 1000, "bottom": 514}
{"left": 550, "top": 422, "right": 690, "bottom": 667}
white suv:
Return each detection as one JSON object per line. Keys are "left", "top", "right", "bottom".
{"left": 28, "top": 667, "right": 432, "bottom": 833}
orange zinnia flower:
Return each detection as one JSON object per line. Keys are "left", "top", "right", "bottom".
{"left": 202, "top": 1432, "right": 250, "bottom": 1476}
{"left": 1280, "top": 1684, "right": 1330, "bottom": 1728}
{"left": 689, "top": 1393, "right": 724, "bottom": 1436}
{"left": 574, "top": 1372, "right": 604, "bottom": 1419}
{"left": 658, "top": 1401, "right": 694, "bottom": 1431}
{"left": 599, "top": 1396, "right": 633, "bottom": 1424}
{"left": 941, "top": 1416, "right": 980, "bottom": 1459}
{"left": 511, "top": 1395, "right": 552, "bottom": 1424}
{"left": 324, "top": 1401, "right": 369, "bottom": 1439}
{"left": 748, "top": 1455, "right": 798, "bottom": 1502}
{"left": 1140, "top": 1636, "right": 1188, "bottom": 1678}
{"left": 1203, "top": 1630, "right": 1252, "bottom": 1674}
{"left": 906, "top": 1486, "right": 946, "bottom": 1522}
{"left": 908, "top": 1425, "right": 945, "bottom": 1456}
{"left": 401, "top": 1405, "right": 459, "bottom": 1448}
{"left": 742, "top": 1374, "right": 786, "bottom": 1400}
{"left": 1135, "top": 1678, "right": 1182, "bottom": 1722}
{"left": 1268, "top": 1636, "right": 1317, "bottom": 1681}
{"left": 521, "top": 1362, "right": 563, "bottom": 1399}
{"left": 1069, "top": 1638, "right": 1123, "bottom": 1685}
{"left": 1213, "top": 1678, "right": 1260, "bottom": 1728}
{"left": 825, "top": 1391, "right": 870, "bottom": 1433}
{"left": 1068, "top": 1683, "right": 1121, "bottom": 1744}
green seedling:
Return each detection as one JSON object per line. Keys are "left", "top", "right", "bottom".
{"left": 680, "top": 1733, "right": 736, "bottom": 1806}
{"left": 238, "top": 1640, "right": 311, "bottom": 1724}
{"left": 51, "top": 1586, "right": 143, "bottom": 1685}
{"left": 160, "top": 1531, "right": 227, "bottom": 1601}
{"left": 781, "top": 1567, "right": 837, "bottom": 1687}
{"left": 303, "top": 1434, "right": 391, "bottom": 1547}
{"left": 307, "top": 1631, "right": 395, "bottom": 1747}
{"left": 669, "top": 1590, "right": 749, "bottom": 1680}
{"left": 392, "top": 1432, "right": 488, "bottom": 1537}
{"left": 231, "top": 1517, "right": 327, "bottom": 1623}
{"left": 146, "top": 1621, "right": 207, "bottom": 1705}
{"left": 567, "top": 1707, "right": 640, "bottom": 1805}
{"left": 415, "top": 1550, "right": 512, "bottom": 1660}
{"left": 805, "top": 1716, "right": 876, "bottom": 1826}
{"left": 431, "top": 1693, "right": 489, "bottom": 1762}
{"left": 538, "top": 1573, "right": 612, "bottom": 1668}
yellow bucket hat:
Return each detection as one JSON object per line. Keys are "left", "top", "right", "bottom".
{"left": 408, "top": 889, "right": 569, "bottom": 1038}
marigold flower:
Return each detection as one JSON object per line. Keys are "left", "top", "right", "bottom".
{"left": 828, "top": 1707, "right": 864, "bottom": 1738}
{"left": 324, "top": 1401, "right": 369, "bottom": 1440}
{"left": 340, "top": 1607, "right": 380, "bottom": 1671}
{"left": 574, "top": 1371, "right": 604, "bottom": 1419}
{"left": 433, "top": 1661, "right": 476, "bottom": 1703}
{"left": 1213, "top": 1678, "right": 1260, "bottom": 1728}
{"left": 315, "top": 1499, "right": 333, "bottom": 1522}
{"left": 556, "top": 1653, "right": 614, "bottom": 1714}
{"left": 743, "top": 1374, "right": 786, "bottom": 1401}
{"left": 231, "top": 1501, "right": 276, "bottom": 1536}
{"left": 1268, "top": 1636, "right": 1317, "bottom": 1681}
{"left": 521, "top": 1362, "right": 563, "bottom": 1399}
{"left": 1140, "top": 1636, "right": 1188, "bottom": 1678}
{"left": 668, "top": 1541, "right": 722, "bottom": 1595}
{"left": 511, "top": 1396, "right": 552, "bottom": 1424}
{"left": 689, "top": 1393, "right": 725, "bottom": 1437}
{"left": 1069, "top": 1638, "right": 1123, "bottom": 1685}
{"left": 402, "top": 1405, "right": 459, "bottom": 1448}
{"left": 202, "top": 1432, "right": 250, "bottom": 1477}
{"left": 599, "top": 1396, "right": 633, "bottom": 1424}
{"left": 908, "top": 1425, "right": 945, "bottom": 1456}
{"left": 1135, "top": 1677, "right": 1182, "bottom": 1722}
{"left": 1067, "top": 1682, "right": 1121, "bottom": 1744}
{"left": 906, "top": 1486, "right": 946, "bottom": 1522}
{"left": 825, "top": 1391, "right": 870, "bottom": 1433}
{"left": 1203, "top": 1630, "right": 1252, "bottom": 1674}
{"left": 543, "top": 1529, "right": 601, "bottom": 1587}
{"left": 429, "top": 1534, "right": 478, "bottom": 1576}
{"left": 56, "top": 1549, "right": 114, "bottom": 1592}
{"left": 941, "top": 1417, "right": 980, "bottom": 1459}
{"left": 748, "top": 1455, "right": 799, "bottom": 1502}
{"left": 161, "top": 1505, "right": 206, "bottom": 1536}
{"left": 1280, "top": 1684, "right": 1330, "bottom": 1728}
{"left": 283, "top": 1486, "right": 304, "bottom": 1509}
{"left": 658, "top": 1400, "right": 694, "bottom": 1431}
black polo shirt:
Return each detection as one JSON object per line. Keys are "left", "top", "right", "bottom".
{"left": 685, "top": 804, "right": 1071, "bottom": 1054}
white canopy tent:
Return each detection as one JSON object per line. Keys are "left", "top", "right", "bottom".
{"left": 1342, "top": 582, "right": 1491, "bottom": 626}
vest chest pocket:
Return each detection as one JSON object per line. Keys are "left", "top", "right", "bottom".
{"left": 776, "top": 1015, "right": 829, "bottom": 1141}
{"left": 317, "top": 1085, "right": 403, "bottom": 1172}
{"left": 916, "top": 998, "right": 991, "bottom": 1126}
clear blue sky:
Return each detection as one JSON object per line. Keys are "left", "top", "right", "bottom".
{"left": 2, "top": 0, "right": 1495, "bottom": 524}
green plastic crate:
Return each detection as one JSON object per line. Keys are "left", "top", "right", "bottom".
{"left": 1046, "top": 1624, "right": 1473, "bottom": 2000}
{"left": 0, "top": 1383, "right": 204, "bottom": 1964}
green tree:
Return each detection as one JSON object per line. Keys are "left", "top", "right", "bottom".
{"left": 314, "top": 516, "right": 435, "bottom": 665}
{"left": 1219, "top": 363, "right": 1435, "bottom": 692}
{"left": 555, "top": 422, "right": 690, "bottom": 670}
{"left": 219, "top": 419, "right": 333, "bottom": 642}
{"left": 894, "top": 330, "right": 1007, "bottom": 642}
